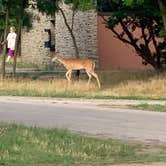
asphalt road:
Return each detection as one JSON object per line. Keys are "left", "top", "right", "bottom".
{"left": 0, "top": 97, "right": 166, "bottom": 144}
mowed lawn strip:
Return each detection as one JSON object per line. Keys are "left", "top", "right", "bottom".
{"left": 1, "top": 124, "right": 166, "bottom": 166}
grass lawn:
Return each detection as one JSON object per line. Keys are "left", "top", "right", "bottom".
{"left": 1, "top": 124, "right": 166, "bottom": 166}
{"left": 0, "top": 70, "right": 166, "bottom": 100}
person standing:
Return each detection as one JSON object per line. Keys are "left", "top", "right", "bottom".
{"left": 6, "top": 26, "right": 17, "bottom": 62}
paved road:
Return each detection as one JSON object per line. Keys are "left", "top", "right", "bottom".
{"left": 0, "top": 96, "right": 166, "bottom": 144}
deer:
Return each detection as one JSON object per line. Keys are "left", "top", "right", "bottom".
{"left": 52, "top": 54, "right": 101, "bottom": 88}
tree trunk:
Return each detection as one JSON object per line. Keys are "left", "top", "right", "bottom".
{"left": 1, "top": 3, "right": 9, "bottom": 79}
{"left": 0, "top": 33, "right": 4, "bottom": 54}
{"left": 58, "top": 6, "right": 79, "bottom": 58}
{"left": 157, "top": 0, "right": 166, "bottom": 32}
{"left": 12, "top": 0, "right": 24, "bottom": 77}
{"left": 12, "top": 20, "right": 21, "bottom": 77}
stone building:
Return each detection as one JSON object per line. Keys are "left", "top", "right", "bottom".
{"left": 21, "top": 1, "right": 152, "bottom": 70}
{"left": 21, "top": 2, "right": 98, "bottom": 68}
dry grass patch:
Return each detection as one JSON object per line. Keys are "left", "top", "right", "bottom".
{"left": 0, "top": 70, "right": 165, "bottom": 99}
{"left": 99, "top": 71, "right": 166, "bottom": 99}
{"left": 107, "top": 77, "right": 166, "bottom": 97}
{"left": 0, "top": 77, "right": 97, "bottom": 97}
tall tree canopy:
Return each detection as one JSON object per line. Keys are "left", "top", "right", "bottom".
{"left": 0, "top": 0, "right": 31, "bottom": 40}
{"left": 98, "top": 0, "right": 166, "bottom": 70}
{"left": 121, "top": 0, "right": 166, "bottom": 36}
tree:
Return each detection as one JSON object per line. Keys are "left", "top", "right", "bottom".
{"left": 0, "top": 10, "right": 4, "bottom": 53}
{"left": 98, "top": 0, "right": 166, "bottom": 70}
{"left": 0, "top": 0, "right": 10, "bottom": 78}
{"left": 117, "top": 0, "right": 166, "bottom": 36}
{"left": 10, "top": 0, "right": 32, "bottom": 77}
{"left": 0, "top": 1, "right": 5, "bottom": 44}
{"left": 0, "top": 0, "right": 32, "bottom": 78}
{"left": 157, "top": 0, "right": 166, "bottom": 37}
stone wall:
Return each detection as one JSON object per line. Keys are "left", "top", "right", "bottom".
{"left": 55, "top": 4, "right": 98, "bottom": 60}
{"left": 21, "top": 9, "right": 52, "bottom": 65}
{"left": 21, "top": 4, "right": 98, "bottom": 67}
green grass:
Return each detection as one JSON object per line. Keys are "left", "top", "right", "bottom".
{"left": 6, "top": 61, "right": 55, "bottom": 71}
{"left": 0, "top": 55, "right": 46, "bottom": 70}
{"left": 5, "top": 61, "right": 40, "bottom": 69}
{"left": 1, "top": 124, "right": 166, "bottom": 166}
{"left": 130, "top": 104, "right": 166, "bottom": 112}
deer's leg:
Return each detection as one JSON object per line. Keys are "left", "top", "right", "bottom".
{"left": 66, "top": 70, "right": 72, "bottom": 83}
{"left": 86, "top": 70, "right": 92, "bottom": 86}
{"left": 90, "top": 71, "right": 101, "bottom": 89}
{"left": 69, "top": 70, "right": 72, "bottom": 80}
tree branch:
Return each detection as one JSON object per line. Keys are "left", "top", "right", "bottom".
{"left": 57, "top": 5, "right": 79, "bottom": 58}
{"left": 111, "top": 27, "right": 132, "bottom": 45}
{"left": 141, "top": 27, "right": 152, "bottom": 56}
{"left": 71, "top": 9, "right": 75, "bottom": 31}
{"left": 119, "top": 20, "right": 141, "bottom": 52}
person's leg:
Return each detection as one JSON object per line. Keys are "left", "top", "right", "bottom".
{"left": 6, "top": 49, "right": 14, "bottom": 62}
{"left": 6, "top": 55, "right": 11, "bottom": 62}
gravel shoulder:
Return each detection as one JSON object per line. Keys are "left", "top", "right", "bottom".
{"left": 0, "top": 96, "right": 165, "bottom": 107}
